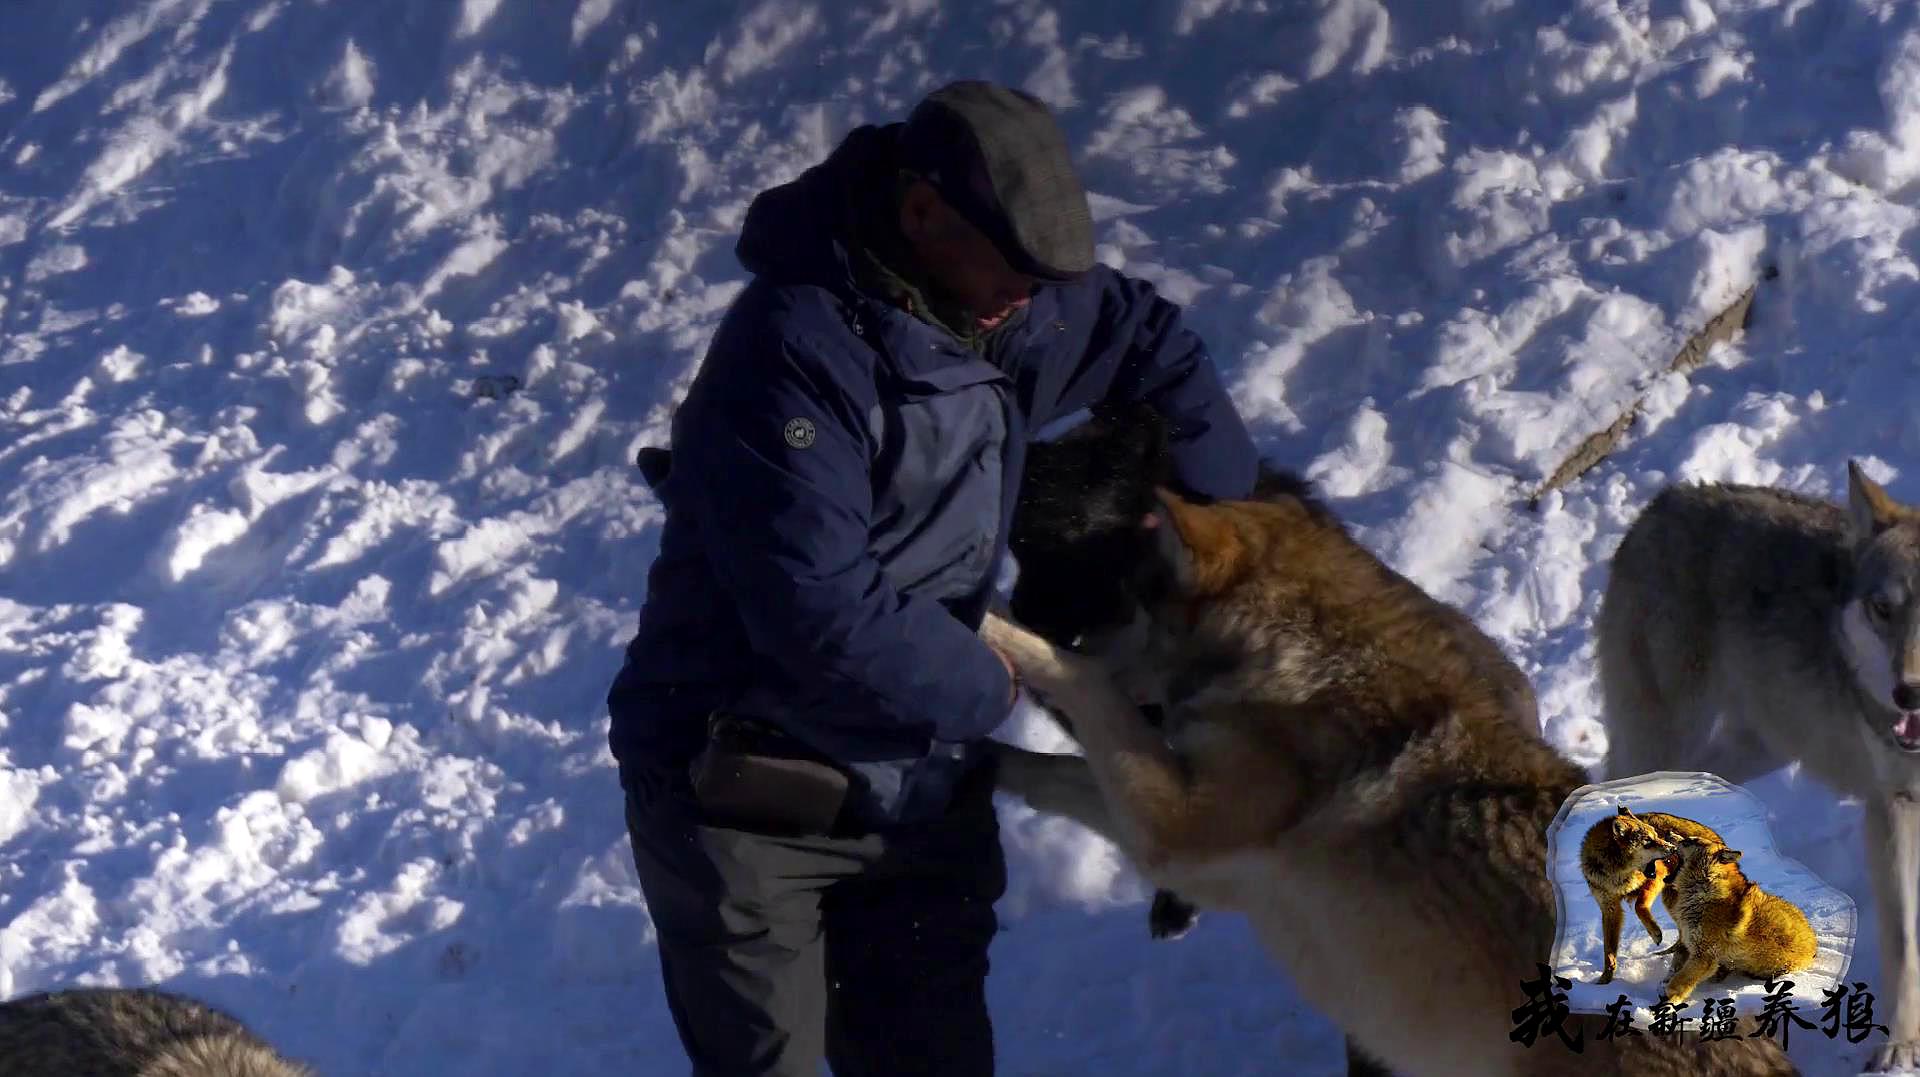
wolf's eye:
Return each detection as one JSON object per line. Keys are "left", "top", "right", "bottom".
{"left": 1870, "top": 596, "right": 1896, "bottom": 621}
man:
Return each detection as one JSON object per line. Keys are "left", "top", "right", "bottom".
{"left": 609, "top": 80, "right": 1259, "bottom": 1076}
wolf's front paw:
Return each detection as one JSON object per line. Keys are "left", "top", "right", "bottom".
{"left": 1867, "top": 1038, "right": 1920, "bottom": 1073}
{"left": 1148, "top": 890, "right": 1198, "bottom": 940}
{"left": 1658, "top": 981, "right": 1694, "bottom": 1007}
{"left": 1595, "top": 953, "right": 1617, "bottom": 986}
{"left": 980, "top": 611, "right": 1033, "bottom": 656}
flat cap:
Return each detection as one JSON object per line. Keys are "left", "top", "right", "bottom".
{"left": 898, "top": 80, "right": 1096, "bottom": 282}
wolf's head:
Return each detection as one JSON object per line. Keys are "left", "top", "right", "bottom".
{"left": 1839, "top": 460, "right": 1920, "bottom": 754}
{"left": 1118, "top": 480, "right": 1344, "bottom": 707}
{"left": 1007, "top": 402, "right": 1319, "bottom": 703}
{"left": 1671, "top": 834, "right": 1742, "bottom": 887}
{"left": 1006, "top": 401, "right": 1171, "bottom": 650}
{"left": 1606, "top": 805, "right": 1679, "bottom": 871}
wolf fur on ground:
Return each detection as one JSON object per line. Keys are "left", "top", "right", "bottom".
{"left": 1598, "top": 460, "right": 1920, "bottom": 1072}
{"left": 0, "top": 985, "right": 313, "bottom": 1077}
{"left": 979, "top": 408, "right": 1798, "bottom": 1075}
{"left": 1580, "top": 805, "right": 1727, "bottom": 986}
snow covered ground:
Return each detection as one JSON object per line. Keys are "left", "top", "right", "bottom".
{"left": 1547, "top": 772, "right": 1858, "bottom": 1020}
{"left": 2, "top": 0, "right": 1918, "bottom": 1073}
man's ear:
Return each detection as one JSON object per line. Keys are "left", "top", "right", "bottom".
{"left": 897, "top": 178, "right": 943, "bottom": 244}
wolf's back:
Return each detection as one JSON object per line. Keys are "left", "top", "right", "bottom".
{"left": 0, "top": 986, "right": 312, "bottom": 1077}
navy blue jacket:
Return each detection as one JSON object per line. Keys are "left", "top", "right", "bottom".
{"left": 608, "top": 123, "right": 1258, "bottom": 824}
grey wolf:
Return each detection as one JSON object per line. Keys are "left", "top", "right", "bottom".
{"left": 979, "top": 470, "right": 1799, "bottom": 1074}
{"left": 1598, "top": 459, "right": 1920, "bottom": 1071}
{"left": 1004, "top": 401, "right": 1397, "bottom": 1076}
{"left": 1655, "top": 836, "right": 1819, "bottom": 1006}
{"left": 1579, "top": 805, "right": 1727, "bottom": 984}
{"left": 0, "top": 985, "right": 312, "bottom": 1077}
{"left": 606, "top": 78, "right": 1262, "bottom": 1075}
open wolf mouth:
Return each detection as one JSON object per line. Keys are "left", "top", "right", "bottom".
{"left": 1896, "top": 712, "right": 1920, "bottom": 753}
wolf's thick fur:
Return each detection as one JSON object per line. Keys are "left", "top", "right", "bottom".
{"left": 1006, "top": 403, "right": 1539, "bottom": 726}
{"left": 1598, "top": 460, "right": 1920, "bottom": 1071}
{"left": 983, "top": 449, "right": 1797, "bottom": 1073}
{"left": 1006, "top": 403, "right": 1208, "bottom": 943}
{"left": 1580, "top": 805, "right": 1727, "bottom": 985}
{"left": 1656, "top": 837, "right": 1819, "bottom": 1006}
{"left": 0, "top": 986, "right": 313, "bottom": 1077}
{"left": 1004, "top": 403, "right": 1395, "bottom": 1075}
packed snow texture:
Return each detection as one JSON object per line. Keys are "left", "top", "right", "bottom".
{"left": 3, "top": 0, "right": 1919, "bottom": 1073}
{"left": 1547, "top": 773, "right": 1857, "bottom": 1019}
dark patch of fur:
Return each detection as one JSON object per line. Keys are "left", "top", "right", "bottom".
{"left": 1146, "top": 889, "right": 1199, "bottom": 940}
{"left": 1006, "top": 401, "right": 1172, "bottom": 645}
{"left": 1007, "top": 401, "right": 1325, "bottom": 646}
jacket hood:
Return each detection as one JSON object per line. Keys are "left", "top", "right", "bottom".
{"left": 735, "top": 122, "right": 902, "bottom": 292}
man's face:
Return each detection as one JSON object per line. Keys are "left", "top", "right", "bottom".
{"left": 898, "top": 180, "right": 1037, "bottom": 331}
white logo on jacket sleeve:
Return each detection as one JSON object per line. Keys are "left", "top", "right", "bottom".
{"left": 783, "top": 417, "right": 816, "bottom": 449}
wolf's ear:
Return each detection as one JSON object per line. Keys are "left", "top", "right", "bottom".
{"left": 1715, "top": 848, "right": 1742, "bottom": 865}
{"left": 1146, "top": 488, "right": 1250, "bottom": 599}
{"left": 1848, "top": 459, "right": 1899, "bottom": 544}
{"left": 1611, "top": 817, "right": 1633, "bottom": 838}
{"left": 1618, "top": 805, "right": 1635, "bottom": 817}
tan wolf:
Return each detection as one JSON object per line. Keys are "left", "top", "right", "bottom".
{"left": 1580, "top": 805, "right": 1727, "bottom": 984}
{"left": 0, "top": 985, "right": 314, "bottom": 1077}
{"left": 1598, "top": 460, "right": 1920, "bottom": 1071}
{"left": 1654, "top": 836, "right": 1819, "bottom": 1006}
{"left": 980, "top": 478, "right": 1798, "bottom": 1076}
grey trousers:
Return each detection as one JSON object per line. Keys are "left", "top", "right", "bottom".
{"left": 624, "top": 761, "right": 1007, "bottom": 1077}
